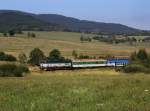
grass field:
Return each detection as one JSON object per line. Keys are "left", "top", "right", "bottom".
{"left": 0, "top": 31, "right": 150, "bottom": 58}
{"left": 0, "top": 31, "right": 150, "bottom": 111}
{"left": 0, "top": 70, "right": 150, "bottom": 111}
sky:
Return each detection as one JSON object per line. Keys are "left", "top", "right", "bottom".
{"left": 0, "top": 0, "right": 150, "bottom": 30}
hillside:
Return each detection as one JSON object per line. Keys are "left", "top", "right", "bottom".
{"left": 37, "top": 14, "right": 140, "bottom": 34}
{"left": 0, "top": 10, "right": 61, "bottom": 32}
{"left": 0, "top": 10, "right": 141, "bottom": 34}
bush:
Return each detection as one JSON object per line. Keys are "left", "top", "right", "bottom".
{"left": 79, "top": 55, "right": 90, "bottom": 59}
{"left": 27, "top": 32, "right": 36, "bottom": 38}
{"left": 8, "top": 30, "right": 15, "bottom": 36}
{"left": 72, "top": 50, "right": 78, "bottom": 59}
{"left": 137, "top": 49, "right": 148, "bottom": 62}
{"left": 130, "top": 49, "right": 150, "bottom": 65}
{"left": 0, "top": 52, "right": 16, "bottom": 61}
{"left": 49, "top": 49, "right": 62, "bottom": 60}
{"left": 19, "top": 65, "right": 30, "bottom": 73}
{"left": 123, "top": 64, "right": 148, "bottom": 73}
{"left": 13, "top": 67, "right": 24, "bottom": 77}
{"left": 0, "top": 64, "right": 16, "bottom": 77}
{"left": 4, "top": 54, "right": 17, "bottom": 61}
{"left": 125, "top": 49, "right": 150, "bottom": 74}
{"left": 18, "top": 53, "right": 27, "bottom": 64}
{"left": 0, "top": 64, "right": 29, "bottom": 77}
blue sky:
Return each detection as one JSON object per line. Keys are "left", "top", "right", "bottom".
{"left": 0, "top": 0, "right": 150, "bottom": 30}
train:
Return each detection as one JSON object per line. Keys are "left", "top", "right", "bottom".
{"left": 40, "top": 59, "right": 129, "bottom": 71}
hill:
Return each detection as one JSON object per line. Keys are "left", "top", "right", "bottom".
{"left": 0, "top": 10, "right": 141, "bottom": 34}
{"left": 0, "top": 10, "right": 62, "bottom": 32}
{"left": 37, "top": 14, "right": 140, "bottom": 34}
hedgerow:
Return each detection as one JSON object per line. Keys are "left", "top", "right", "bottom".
{"left": 0, "top": 64, "right": 29, "bottom": 77}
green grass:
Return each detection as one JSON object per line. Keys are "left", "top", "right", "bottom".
{"left": 0, "top": 70, "right": 150, "bottom": 111}
{"left": 0, "top": 31, "right": 150, "bottom": 111}
{"left": 24, "top": 31, "right": 86, "bottom": 42}
{"left": 129, "top": 36, "right": 148, "bottom": 40}
{"left": 4, "top": 31, "right": 94, "bottom": 42}
{"left": 0, "top": 31, "right": 85, "bottom": 42}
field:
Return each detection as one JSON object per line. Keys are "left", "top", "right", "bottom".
{"left": 0, "top": 31, "right": 150, "bottom": 58}
{"left": 0, "top": 70, "right": 150, "bottom": 111}
{"left": 0, "top": 31, "right": 150, "bottom": 111}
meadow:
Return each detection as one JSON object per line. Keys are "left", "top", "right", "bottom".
{"left": 0, "top": 31, "right": 150, "bottom": 111}
{"left": 0, "top": 69, "right": 150, "bottom": 111}
{"left": 0, "top": 31, "right": 150, "bottom": 58}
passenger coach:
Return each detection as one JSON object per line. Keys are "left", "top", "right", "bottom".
{"left": 40, "top": 59, "right": 129, "bottom": 71}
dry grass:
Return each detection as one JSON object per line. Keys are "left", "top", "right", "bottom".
{"left": 0, "top": 31, "right": 149, "bottom": 58}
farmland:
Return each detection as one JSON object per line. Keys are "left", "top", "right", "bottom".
{"left": 0, "top": 69, "right": 150, "bottom": 111}
{"left": 0, "top": 31, "right": 150, "bottom": 58}
{"left": 0, "top": 31, "right": 150, "bottom": 111}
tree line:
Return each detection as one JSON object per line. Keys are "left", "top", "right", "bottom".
{"left": 0, "top": 48, "right": 64, "bottom": 77}
{"left": 1, "top": 29, "right": 36, "bottom": 38}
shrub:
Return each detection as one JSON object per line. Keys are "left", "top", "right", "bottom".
{"left": 18, "top": 53, "right": 27, "bottom": 64}
{"left": 78, "top": 54, "right": 95, "bottom": 59}
{"left": 0, "top": 64, "right": 29, "bottom": 77}
{"left": 0, "top": 52, "right": 16, "bottom": 61}
{"left": 8, "top": 30, "right": 15, "bottom": 36}
{"left": 72, "top": 50, "right": 78, "bottom": 59}
{"left": 137, "top": 49, "right": 148, "bottom": 62}
{"left": 27, "top": 32, "right": 36, "bottom": 38}
{"left": 123, "top": 64, "right": 148, "bottom": 73}
{"left": 126, "top": 49, "right": 150, "bottom": 74}
{"left": 49, "top": 49, "right": 62, "bottom": 60}
{"left": 130, "top": 49, "right": 150, "bottom": 65}
{"left": 130, "top": 51, "right": 137, "bottom": 61}
{"left": 4, "top": 54, "right": 17, "bottom": 61}
{"left": 79, "top": 55, "right": 89, "bottom": 59}
{"left": 19, "top": 65, "right": 30, "bottom": 73}
{"left": 0, "top": 64, "right": 16, "bottom": 77}
{"left": 13, "top": 67, "right": 24, "bottom": 77}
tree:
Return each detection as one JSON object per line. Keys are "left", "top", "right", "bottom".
{"left": 18, "top": 53, "right": 27, "bottom": 64}
{"left": 137, "top": 49, "right": 148, "bottom": 62}
{"left": 130, "top": 51, "right": 137, "bottom": 61}
{"left": 49, "top": 49, "right": 62, "bottom": 60}
{"left": 31, "top": 33, "right": 36, "bottom": 38}
{"left": 128, "top": 37, "right": 137, "bottom": 45}
{"left": 80, "top": 36, "right": 84, "bottom": 42}
{"left": 88, "top": 38, "right": 92, "bottom": 42}
{"left": 27, "top": 32, "right": 36, "bottom": 38}
{"left": 27, "top": 32, "right": 31, "bottom": 38}
{"left": 8, "top": 30, "right": 15, "bottom": 36}
{"left": 130, "top": 49, "right": 150, "bottom": 67}
{"left": 72, "top": 50, "right": 78, "bottom": 59}
{"left": 3, "top": 32, "right": 7, "bottom": 37}
{"left": 131, "top": 37, "right": 137, "bottom": 42}
{"left": 29, "top": 48, "right": 45, "bottom": 66}
{"left": 0, "top": 52, "right": 5, "bottom": 59}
